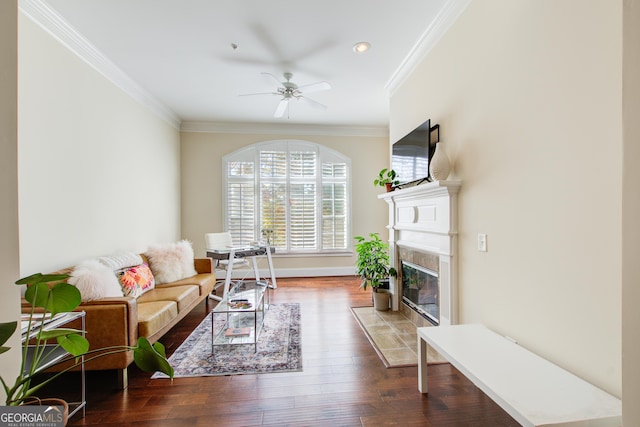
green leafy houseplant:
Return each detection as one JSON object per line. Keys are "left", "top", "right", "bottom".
{"left": 354, "top": 233, "right": 397, "bottom": 292}
{"left": 0, "top": 273, "right": 174, "bottom": 406}
{"left": 373, "top": 168, "right": 399, "bottom": 191}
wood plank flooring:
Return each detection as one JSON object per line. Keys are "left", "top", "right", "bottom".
{"left": 59, "top": 276, "right": 518, "bottom": 426}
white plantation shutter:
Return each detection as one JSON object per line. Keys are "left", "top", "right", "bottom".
{"left": 226, "top": 160, "right": 255, "bottom": 245}
{"left": 260, "top": 182, "right": 287, "bottom": 249}
{"left": 223, "top": 140, "right": 351, "bottom": 254}
{"left": 259, "top": 149, "right": 287, "bottom": 249}
{"left": 289, "top": 151, "right": 317, "bottom": 250}
{"left": 290, "top": 183, "right": 317, "bottom": 249}
{"left": 322, "top": 162, "right": 347, "bottom": 250}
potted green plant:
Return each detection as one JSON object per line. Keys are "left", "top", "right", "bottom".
{"left": 0, "top": 273, "right": 174, "bottom": 409}
{"left": 354, "top": 233, "right": 397, "bottom": 311}
{"left": 373, "top": 168, "right": 399, "bottom": 192}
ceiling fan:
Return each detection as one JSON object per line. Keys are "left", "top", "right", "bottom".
{"left": 240, "top": 72, "right": 331, "bottom": 118}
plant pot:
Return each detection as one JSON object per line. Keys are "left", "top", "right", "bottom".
{"left": 385, "top": 183, "right": 394, "bottom": 192}
{"left": 22, "top": 397, "right": 69, "bottom": 426}
{"left": 372, "top": 290, "right": 390, "bottom": 311}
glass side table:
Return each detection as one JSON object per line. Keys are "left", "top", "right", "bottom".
{"left": 211, "top": 280, "right": 268, "bottom": 353}
{"left": 21, "top": 311, "right": 86, "bottom": 419}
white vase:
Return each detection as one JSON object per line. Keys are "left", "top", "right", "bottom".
{"left": 429, "top": 142, "right": 450, "bottom": 181}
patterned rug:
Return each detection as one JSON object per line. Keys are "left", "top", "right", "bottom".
{"left": 152, "top": 303, "right": 301, "bottom": 378}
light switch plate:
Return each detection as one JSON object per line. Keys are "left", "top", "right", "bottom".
{"left": 478, "top": 234, "right": 487, "bottom": 252}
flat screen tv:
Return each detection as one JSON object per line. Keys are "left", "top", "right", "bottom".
{"left": 391, "top": 119, "right": 439, "bottom": 188}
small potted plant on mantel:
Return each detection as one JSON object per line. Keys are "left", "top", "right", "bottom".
{"left": 0, "top": 273, "right": 174, "bottom": 419}
{"left": 374, "top": 168, "right": 399, "bottom": 192}
{"left": 354, "top": 233, "right": 397, "bottom": 311}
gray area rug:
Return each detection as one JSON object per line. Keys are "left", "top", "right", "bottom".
{"left": 152, "top": 303, "right": 301, "bottom": 378}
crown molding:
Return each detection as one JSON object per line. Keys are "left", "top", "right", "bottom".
{"left": 180, "top": 121, "right": 389, "bottom": 138}
{"left": 385, "top": 0, "right": 471, "bottom": 96}
{"left": 19, "top": 0, "right": 181, "bottom": 129}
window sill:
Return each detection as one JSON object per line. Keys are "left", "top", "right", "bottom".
{"left": 273, "top": 251, "right": 353, "bottom": 258}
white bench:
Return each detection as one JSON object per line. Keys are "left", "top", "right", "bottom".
{"left": 417, "top": 324, "right": 621, "bottom": 427}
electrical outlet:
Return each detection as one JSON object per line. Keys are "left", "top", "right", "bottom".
{"left": 478, "top": 234, "right": 487, "bottom": 252}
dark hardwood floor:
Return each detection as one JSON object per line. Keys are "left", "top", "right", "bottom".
{"left": 58, "top": 276, "right": 518, "bottom": 426}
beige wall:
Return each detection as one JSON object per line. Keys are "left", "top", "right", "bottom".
{"left": 622, "top": 0, "right": 640, "bottom": 424}
{"left": 391, "top": 0, "right": 622, "bottom": 395}
{"left": 180, "top": 131, "right": 389, "bottom": 275}
{"left": 17, "top": 13, "right": 182, "bottom": 274}
{"left": 0, "top": 0, "right": 21, "bottom": 402}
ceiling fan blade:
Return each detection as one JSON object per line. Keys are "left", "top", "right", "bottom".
{"left": 238, "top": 92, "right": 278, "bottom": 97}
{"left": 297, "top": 81, "right": 331, "bottom": 94}
{"left": 300, "top": 96, "right": 327, "bottom": 111}
{"left": 261, "top": 72, "right": 283, "bottom": 87}
{"left": 274, "top": 99, "right": 290, "bottom": 118}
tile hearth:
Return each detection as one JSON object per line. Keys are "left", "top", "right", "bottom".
{"left": 351, "top": 306, "right": 446, "bottom": 367}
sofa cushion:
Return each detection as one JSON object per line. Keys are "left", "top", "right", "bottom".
{"left": 137, "top": 285, "right": 199, "bottom": 313}
{"left": 165, "top": 273, "right": 216, "bottom": 297}
{"left": 137, "top": 301, "right": 178, "bottom": 337}
{"left": 145, "top": 240, "right": 198, "bottom": 284}
{"left": 116, "top": 263, "right": 155, "bottom": 298}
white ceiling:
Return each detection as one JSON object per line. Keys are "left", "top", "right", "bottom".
{"left": 36, "top": 0, "right": 451, "bottom": 129}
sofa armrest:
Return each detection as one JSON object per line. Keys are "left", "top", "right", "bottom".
{"left": 75, "top": 298, "right": 139, "bottom": 371}
{"left": 78, "top": 298, "right": 138, "bottom": 345}
{"left": 194, "top": 257, "right": 213, "bottom": 274}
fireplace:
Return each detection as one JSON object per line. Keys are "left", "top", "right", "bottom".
{"left": 401, "top": 261, "right": 439, "bottom": 325}
{"left": 378, "top": 180, "right": 461, "bottom": 326}
{"left": 397, "top": 244, "right": 441, "bottom": 326}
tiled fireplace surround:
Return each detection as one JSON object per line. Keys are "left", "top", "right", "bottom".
{"left": 379, "top": 181, "right": 461, "bottom": 327}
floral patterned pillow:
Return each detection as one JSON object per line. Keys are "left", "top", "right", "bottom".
{"left": 116, "top": 263, "right": 155, "bottom": 298}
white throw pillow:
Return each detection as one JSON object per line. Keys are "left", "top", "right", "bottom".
{"left": 68, "top": 259, "right": 124, "bottom": 301}
{"left": 145, "top": 240, "right": 197, "bottom": 284}
{"left": 97, "top": 252, "right": 143, "bottom": 270}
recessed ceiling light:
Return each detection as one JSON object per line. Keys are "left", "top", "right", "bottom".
{"left": 352, "top": 41, "right": 371, "bottom": 53}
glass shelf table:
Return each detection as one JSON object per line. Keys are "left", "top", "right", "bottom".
{"left": 211, "top": 280, "right": 269, "bottom": 353}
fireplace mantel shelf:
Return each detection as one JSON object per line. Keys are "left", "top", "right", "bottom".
{"left": 378, "top": 180, "right": 462, "bottom": 202}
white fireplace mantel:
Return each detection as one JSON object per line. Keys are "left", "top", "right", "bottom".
{"left": 378, "top": 180, "right": 461, "bottom": 325}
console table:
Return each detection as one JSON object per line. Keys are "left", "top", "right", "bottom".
{"left": 206, "top": 245, "right": 277, "bottom": 301}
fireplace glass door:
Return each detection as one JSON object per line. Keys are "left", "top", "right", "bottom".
{"left": 401, "top": 261, "right": 439, "bottom": 325}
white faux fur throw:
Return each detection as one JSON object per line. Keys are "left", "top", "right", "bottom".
{"left": 145, "top": 240, "right": 198, "bottom": 284}
{"left": 69, "top": 259, "right": 124, "bottom": 301}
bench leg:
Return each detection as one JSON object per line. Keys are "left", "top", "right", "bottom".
{"left": 418, "top": 335, "right": 428, "bottom": 394}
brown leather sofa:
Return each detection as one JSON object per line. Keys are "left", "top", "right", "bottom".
{"left": 23, "top": 255, "right": 215, "bottom": 388}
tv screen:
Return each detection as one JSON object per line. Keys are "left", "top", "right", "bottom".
{"left": 392, "top": 119, "right": 437, "bottom": 187}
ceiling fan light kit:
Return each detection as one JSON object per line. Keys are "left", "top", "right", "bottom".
{"left": 240, "top": 72, "right": 331, "bottom": 118}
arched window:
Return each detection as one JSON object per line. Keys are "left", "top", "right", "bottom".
{"left": 223, "top": 140, "right": 351, "bottom": 254}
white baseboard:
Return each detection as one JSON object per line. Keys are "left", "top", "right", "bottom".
{"left": 226, "top": 266, "right": 355, "bottom": 279}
